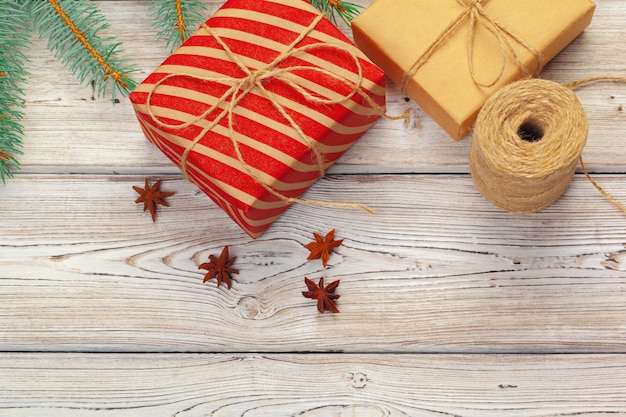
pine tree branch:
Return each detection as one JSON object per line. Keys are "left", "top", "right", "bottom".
{"left": 147, "top": 0, "right": 208, "bottom": 52}
{"left": 0, "top": 1, "right": 32, "bottom": 183}
{"left": 31, "top": 0, "right": 138, "bottom": 103}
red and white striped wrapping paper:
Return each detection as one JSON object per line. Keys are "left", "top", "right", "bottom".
{"left": 130, "top": 0, "right": 386, "bottom": 238}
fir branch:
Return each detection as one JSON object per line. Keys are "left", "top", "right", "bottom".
{"left": 309, "top": 0, "right": 363, "bottom": 26}
{"left": 147, "top": 0, "right": 208, "bottom": 52}
{"left": 31, "top": 0, "right": 138, "bottom": 102}
{"left": 0, "top": 1, "right": 32, "bottom": 183}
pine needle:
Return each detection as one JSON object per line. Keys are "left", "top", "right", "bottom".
{"left": 31, "top": 0, "right": 138, "bottom": 103}
{"left": 309, "top": 0, "right": 363, "bottom": 26}
{"left": 147, "top": 0, "right": 208, "bottom": 52}
{"left": 0, "top": 0, "right": 31, "bottom": 183}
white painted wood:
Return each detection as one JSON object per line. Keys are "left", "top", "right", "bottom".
{"left": 3, "top": 0, "right": 626, "bottom": 413}
{"left": 1, "top": 353, "right": 626, "bottom": 417}
{"left": 2, "top": 174, "right": 626, "bottom": 352}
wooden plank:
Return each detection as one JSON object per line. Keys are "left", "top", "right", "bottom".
{"left": 3, "top": 1, "right": 626, "bottom": 414}
{"left": 2, "top": 174, "right": 626, "bottom": 352}
{"left": 1, "top": 352, "right": 626, "bottom": 417}
{"left": 17, "top": 1, "right": 626, "bottom": 175}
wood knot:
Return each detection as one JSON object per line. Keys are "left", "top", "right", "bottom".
{"left": 349, "top": 372, "right": 368, "bottom": 388}
{"left": 602, "top": 245, "right": 626, "bottom": 271}
{"left": 237, "top": 296, "right": 261, "bottom": 319}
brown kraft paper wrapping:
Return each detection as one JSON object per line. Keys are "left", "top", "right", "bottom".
{"left": 352, "top": 0, "right": 596, "bottom": 140}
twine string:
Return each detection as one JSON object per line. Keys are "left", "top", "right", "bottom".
{"left": 564, "top": 76, "right": 626, "bottom": 90}
{"left": 579, "top": 157, "right": 626, "bottom": 215}
{"left": 146, "top": 14, "right": 406, "bottom": 214}
{"left": 565, "top": 76, "right": 626, "bottom": 216}
{"left": 402, "top": 0, "right": 544, "bottom": 91}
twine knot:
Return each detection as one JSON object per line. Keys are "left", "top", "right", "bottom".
{"left": 403, "top": 0, "right": 544, "bottom": 92}
{"left": 239, "top": 69, "right": 274, "bottom": 91}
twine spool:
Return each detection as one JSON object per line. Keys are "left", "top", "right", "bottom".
{"left": 469, "top": 78, "right": 588, "bottom": 213}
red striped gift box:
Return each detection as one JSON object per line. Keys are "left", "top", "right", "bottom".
{"left": 130, "top": 0, "right": 386, "bottom": 238}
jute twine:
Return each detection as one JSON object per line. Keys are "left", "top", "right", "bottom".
{"left": 470, "top": 77, "right": 626, "bottom": 214}
{"left": 146, "top": 14, "right": 408, "bottom": 215}
{"left": 402, "top": 0, "right": 544, "bottom": 93}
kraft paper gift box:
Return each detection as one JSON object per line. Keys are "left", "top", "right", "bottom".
{"left": 130, "top": 0, "right": 386, "bottom": 238}
{"left": 352, "top": 0, "right": 595, "bottom": 140}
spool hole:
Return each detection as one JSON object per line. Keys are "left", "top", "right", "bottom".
{"left": 517, "top": 119, "right": 544, "bottom": 143}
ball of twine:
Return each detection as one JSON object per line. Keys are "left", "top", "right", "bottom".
{"left": 469, "top": 78, "right": 589, "bottom": 213}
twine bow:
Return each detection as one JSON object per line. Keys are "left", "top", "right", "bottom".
{"left": 146, "top": 13, "right": 403, "bottom": 214}
{"left": 402, "top": 0, "right": 545, "bottom": 91}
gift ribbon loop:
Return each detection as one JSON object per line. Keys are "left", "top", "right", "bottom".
{"left": 402, "top": 0, "right": 544, "bottom": 91}
{"left": 146, "top": 13, "right": 402, "bottom": 214}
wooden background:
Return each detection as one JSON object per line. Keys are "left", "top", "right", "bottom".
{"left": 2, "top": 1, "right": 626, "bottom": 415}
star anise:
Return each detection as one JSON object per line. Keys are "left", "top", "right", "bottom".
{"left": 302, "top": 277, "right": 340, "bottom": 313}
{"left": 304, "top": 229, "right": 344, "bottom": 267}
{"left": 133, "top": 178, "right": 175, "bottom": 222}
{"left": 199, "top": 246, "right": 239, "bottom": 289}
